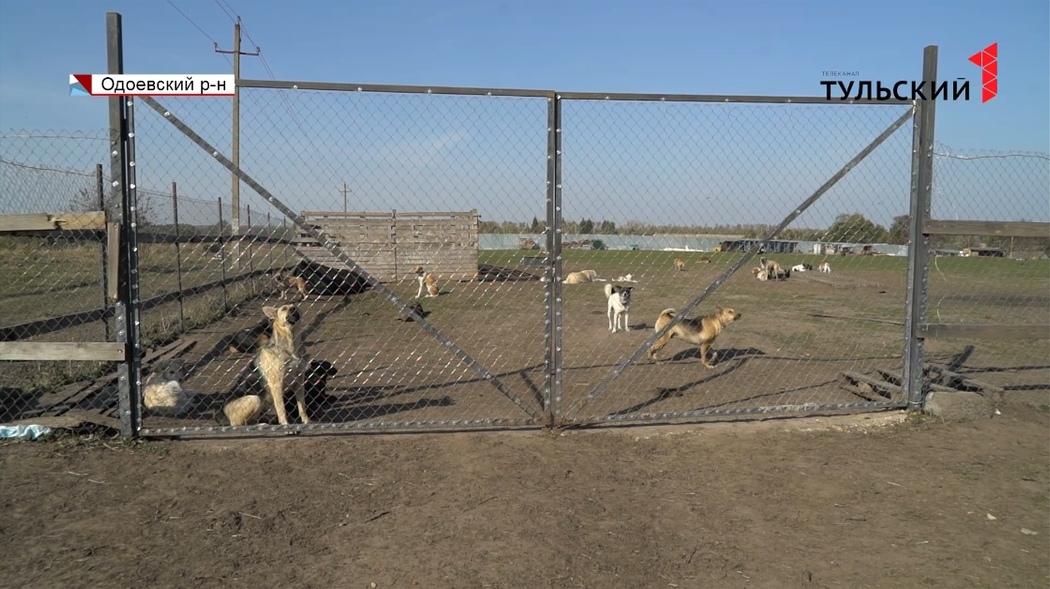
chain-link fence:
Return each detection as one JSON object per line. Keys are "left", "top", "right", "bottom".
{"left": 130, "top": 86, "right": 551, "bottom": 435}
{"left": 0, "top": 132, "right": 115, "bottom": 422}
{"left": 4, "top": 22, "right": 1045, "bottom": 437}
{"left": 922, "top": 144, "right": 1050, "bottom": 403}
{"left": 555, "top": 99, "right": 917, "bottom": 425}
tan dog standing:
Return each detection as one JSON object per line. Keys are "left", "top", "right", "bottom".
{"left": 759, "top": 257, "right": 783, "bottom": 281}
{"left": 674, "top": 257, "right": 686, "bottom": 271}
{"left": 647, "top": 306, "right": 742, "bottom": 369}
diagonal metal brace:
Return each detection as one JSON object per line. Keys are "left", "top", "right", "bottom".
{"left": 139, "top": 96, "right": 541, "bottom": 421}
{"left": 567, "top": 104, "right": 918, "bottom": 416}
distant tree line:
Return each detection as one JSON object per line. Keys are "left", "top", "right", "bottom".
{"left": 480, "top": 213, "right": 1050, "bottom": 254}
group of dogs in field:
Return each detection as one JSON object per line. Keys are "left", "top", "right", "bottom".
{"left": 142, "top": 254, "right": 832, "bottom": 427}
{"left": 569, "top": 255, "right": 832, "bottom": 369}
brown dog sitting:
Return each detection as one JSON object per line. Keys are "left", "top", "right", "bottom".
{"left": 647, "top": 306, "right": 742, "bottom": 369}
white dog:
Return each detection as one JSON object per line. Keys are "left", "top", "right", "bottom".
{"left": 818, "top": 262, "right": 832, "bottom": 273}
{"left": 604, "top": 283, "right": 633, "bottom": 333}
{"left": 142, "top": 358, "right": 196, "bottom": 416}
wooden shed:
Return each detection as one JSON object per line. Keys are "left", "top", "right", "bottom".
{"left": 294, "top": 210, "right": 480, "bottom": 283}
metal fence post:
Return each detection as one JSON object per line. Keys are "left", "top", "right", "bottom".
{"left": 106, "top": 11, "right": 142, "bottom": 439}
{"left": 902, "top": 45, "right": 939, "bottom": 410}
{"left": 543, "top": 92, "right": 564, "bottom": 426}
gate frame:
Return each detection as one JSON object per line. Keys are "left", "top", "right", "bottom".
{"left": 103, "top": 9, "right": 962, "bottom": 438}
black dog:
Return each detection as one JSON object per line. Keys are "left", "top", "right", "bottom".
{"left": 284, "top": 360, "right": 339, "bottom": 422}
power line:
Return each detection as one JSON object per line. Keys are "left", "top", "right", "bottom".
{"left": 211, "top": 0, "right": 237, "bottom": 23}
{"left": 165, "top": 0, "right": 232, "bottom": 67}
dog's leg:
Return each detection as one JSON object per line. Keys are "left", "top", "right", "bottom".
{"left": 292, "top": 372, "right": 310, "bottom": 425}
{"left": 264, "top": 366, "right": 291, "bottom": 426}
{"left": 647, "top": 331, "right": 674, "bottom": 361}
{"left": 623, "top": 310, "right": 630, "bottom": 332}
{"left": 700, "top": 341, "right": 716, "bottom": 369}
{"left": 608, "top": 305, "right": 616, "bottom": 333}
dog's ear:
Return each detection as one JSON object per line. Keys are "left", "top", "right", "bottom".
{"left": 262, "top": 306, "right": 278, "bottom": 320}
{"left": 715, "top": 305, "right": 724, "bottom": 313}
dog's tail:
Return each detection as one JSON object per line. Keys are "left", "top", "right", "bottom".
{"left": 656, "top": 308, "right": 677, "bottom": 330}
{"left": 603, "top": 283, "right": 614, "bottom": 298}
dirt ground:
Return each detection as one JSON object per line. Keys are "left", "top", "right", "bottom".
{"left": 2, "top": 398, "right": 1048, "bottom": 589}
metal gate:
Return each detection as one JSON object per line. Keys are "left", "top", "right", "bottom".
{"left": 5, "top": 13, "right": 978, "bottom": 439}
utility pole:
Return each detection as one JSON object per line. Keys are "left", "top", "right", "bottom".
{"left": 341, "top": 181, "right": 350, "bottom": 212}
{"left": 215, "top": 17, "right": 260, "bottom": 270}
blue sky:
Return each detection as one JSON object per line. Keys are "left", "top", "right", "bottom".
{"left": 1, "top": 0, "right": 1047, "bottom": 229}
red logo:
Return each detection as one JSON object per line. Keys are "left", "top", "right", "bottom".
{"left": 968, "top": 43, "right": 998, "bottom": 103}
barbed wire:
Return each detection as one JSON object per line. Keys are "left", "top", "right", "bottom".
{"left": 0, "top": 156, "right": 99, "bottom": 178}
{"left": 0, "top": 133, "right": 108, "bottom": 141}
{"left": 933, "top": 142, "right": 1050, "bottom": 162}
{"left": 0, "top": 155, "right": 254, "bottom": 215}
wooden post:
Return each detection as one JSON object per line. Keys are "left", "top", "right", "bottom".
{"left": 172, "top": 182, "right": 185, "bottom": 332}
{"left": 218, "top": 197, "right": 229, "bottom": 311}
{"left": 96, "top": 163, "right": 111, "bottom": 341}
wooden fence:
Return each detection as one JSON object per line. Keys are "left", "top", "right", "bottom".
{"left": 294, "top": 210, "right": 480, "bottom": 282}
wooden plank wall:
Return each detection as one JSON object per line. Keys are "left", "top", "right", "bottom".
{"left": 295, "top": 210, "right": 480, "bottom": 282}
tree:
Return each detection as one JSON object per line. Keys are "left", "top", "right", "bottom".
{"left": 887, "top": 214, "right": 911, "bottom": 245}
{"left": 529, "top": 216, "right": 541, "bottom": 232}
{"left": 598, "top": 220, "right": 617, "bottom": 234}
{"left": 68, "top": 186, "right": 154, "bottom": 226}
{"left": 823, "top": 213, "right": 889, "bottom": 244}
{"left": 578, "top": 218, "right": 595, "bottom": 234}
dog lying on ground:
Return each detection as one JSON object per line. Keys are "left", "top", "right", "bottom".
{"left": 142, "top": 358, "right": 196, "bottom": 416}
{"left": 818, "top": 262, "right": 832, "bottom": 273}
{"left": 613, "top": 274, "right": 638, "bottom": 283}
{"left": 563, "top": 270, "right": 606, "bottom": 284}
{"left": 273, "top": 269, "right": 308, "bottom": 301}
{"left": 414, "top": 265, "right": 440, "bottom": 298}
{"left": 604, "top": 283, "right": 633, "bottom": 333}
{"left": 222, "top": 304, "right": 309, "bottom": 427}
{"left": 791, "top": 263, "right": 814, "bottom": 273}
{"left": 647, "top": 306, "right": 742, "bottom": 369}
{"left": 699, "top": 256, "right": 712, "bottom": 264}
{"left": 674, "top": 257, "right": 686, "bottom": 271}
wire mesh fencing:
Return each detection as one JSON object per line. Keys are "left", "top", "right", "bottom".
{"left": 924, "top": 144, "right": 1050, "bottom": 401}
{"left": 553, "top": 100, "right": 917, "bottom": 424}
{"left": 131, "top": 86, "right": 552, "bottom": 434}
{"left": 0, "top": 132, "right": 115, "bottom": 422}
